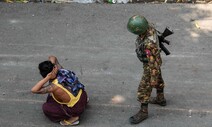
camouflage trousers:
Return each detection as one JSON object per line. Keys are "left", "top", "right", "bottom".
{"left": 137, "top": 64, "right": 165, "bottom": 104}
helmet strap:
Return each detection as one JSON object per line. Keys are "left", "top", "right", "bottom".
{"left": 139, "top": 31, "right": 148, "bottom": 40}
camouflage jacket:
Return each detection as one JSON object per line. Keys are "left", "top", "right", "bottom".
{"left": 135, "top": 26, "right": 162, "bottom": 84}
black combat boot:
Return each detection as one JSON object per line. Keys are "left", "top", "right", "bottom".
{"left": 129, "top": 103, "right": 148, "bottom": 124}
{"left": 149, "top": 90, "right": 166, "bottom": 106}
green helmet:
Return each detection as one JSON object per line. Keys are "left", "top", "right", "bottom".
{"left": 127, "top": 15, "right": 149, "bottom": 35}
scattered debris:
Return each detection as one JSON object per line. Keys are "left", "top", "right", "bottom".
{"left": 195, "top": 21, "right": 200, "bottom": 29}
{"left": 110, "top": 95, "right": 125, "bottom": 104}
{"left": 188, "top": 109, "right": 192, "bottom": 117}
{"left": 108, "top": 0, "right": 129, "bottom": 3}
{"left": 2, "top": 0, "right": 211, "bottom": 3}
{"left": 4, "top": 0, "right": 29, "bottom": 3}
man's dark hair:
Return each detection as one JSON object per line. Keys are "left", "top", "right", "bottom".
{"left": 38, "top": 61, "right": 54, "bottom": 78}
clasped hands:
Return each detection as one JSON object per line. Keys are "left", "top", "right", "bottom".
{"left": 46, "top": 65, "right": 59, "bottom": 80}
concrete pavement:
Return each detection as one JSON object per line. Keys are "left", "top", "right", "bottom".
{"left": 0, "top": 3, "right": 212, "bottom": 127}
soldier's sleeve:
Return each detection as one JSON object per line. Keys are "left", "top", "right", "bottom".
{"left": 145, "top": 41, "right": 160, "bottom": 86}
{"left": 135, "top": 37, "right": 144, "bottom": 62}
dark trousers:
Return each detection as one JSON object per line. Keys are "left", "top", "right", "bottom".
{"left": 42, "top": 91, "right": 88, "bottom": 122}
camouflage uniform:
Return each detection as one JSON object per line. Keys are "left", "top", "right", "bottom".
{"left": 128, "top": 15, "right": 167, "bottom": 124}
{"left": 135, "top": 25, "right": 165, "bottom": 104}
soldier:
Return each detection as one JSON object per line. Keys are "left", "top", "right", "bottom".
{"left": 127, "top": 15, "right": 167, "bottom": 124}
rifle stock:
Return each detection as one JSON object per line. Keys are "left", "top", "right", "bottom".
{"left": 157, "top": 27, "right": 173, "bottom": 55}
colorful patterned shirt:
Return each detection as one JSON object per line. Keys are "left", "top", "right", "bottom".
{"left": 56, "top": 69, "right": 84, "bottom": 96}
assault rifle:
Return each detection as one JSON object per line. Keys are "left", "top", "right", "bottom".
{"left": 157, "top": 27, "right": 173, "bottom": 55}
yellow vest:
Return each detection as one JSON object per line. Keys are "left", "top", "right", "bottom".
{"left": 51, "top": 79, "right": 82, "bottom": 107}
